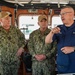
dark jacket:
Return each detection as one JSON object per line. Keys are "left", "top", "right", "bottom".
{"left": 53, "top": 22, "right": 75, "bottom": 73}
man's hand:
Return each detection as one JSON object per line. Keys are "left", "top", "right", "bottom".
{"left": 51, "top": 27, "right": 60, "bottom": 34}
{"left": 61, "top": 46, "right": 74, "bottom": 54}
{"left": 35, "top": 54, "right": 46, "bottom": 61}
{"left": 16, "top": 47, "right": 24, "bottom": 57}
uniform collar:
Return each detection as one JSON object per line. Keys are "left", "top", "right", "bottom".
{"left": 38, "top": 28, "right": 50, "bottom": 35}
{"left": 63, "top": 22, "right": 75, "bottom": 30}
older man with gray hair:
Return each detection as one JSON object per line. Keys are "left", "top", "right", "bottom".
{"left": 0, "top": 11, "right": 26, "bottom": 75}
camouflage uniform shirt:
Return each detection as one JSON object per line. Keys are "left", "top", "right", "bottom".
{"left": 28, "top": 28, "right": 56, "bottom": 75}
{"left": 0, "top": 25, "right": 25, "bottom": 75}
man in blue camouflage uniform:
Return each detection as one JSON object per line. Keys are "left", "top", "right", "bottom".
{"left": 28, "top": 15, "right": 57, "bottom": 75}
{"left": 0, "top": 12, "right": 26, "bottom": 75}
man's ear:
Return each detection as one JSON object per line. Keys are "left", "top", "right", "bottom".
{"left": 0, "top": 19, "right": 3, "bottom": 26}
{"left": 0, "top": 19, "right": 1, "bottom": 24}
{"left": 38, "top": 22, "right": 40, "bottom": 26}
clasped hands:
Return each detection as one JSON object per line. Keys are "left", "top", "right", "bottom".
{"left": 35, "top": 54, "right": 46, "bottom": 61}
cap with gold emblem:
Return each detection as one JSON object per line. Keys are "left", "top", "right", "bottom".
{"left": 38, "top": 15, "right": 47, "bottom": 22}
{"left": 0, "top": 11, "right": 12, "bottom": 19}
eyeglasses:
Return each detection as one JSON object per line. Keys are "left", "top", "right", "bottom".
{"left": 60, "top": 12, "right": 72, "bottom": 16}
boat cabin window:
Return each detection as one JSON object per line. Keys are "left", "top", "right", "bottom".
{"left": 19, "top": 15, "right": 40, "bottom": 40}
{"left": 52, "top": 15, "right": 63, "bottom": 28}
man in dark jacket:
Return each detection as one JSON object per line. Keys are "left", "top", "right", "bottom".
{"left": 45, "top": 6, "right": 75, "bottom": 74}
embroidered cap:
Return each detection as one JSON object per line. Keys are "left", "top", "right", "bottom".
{"left": 0, "top": 11, "right": 12, "bottom": 19}
{"left": 38, "top": 15, "right": 47, "bottom": 21}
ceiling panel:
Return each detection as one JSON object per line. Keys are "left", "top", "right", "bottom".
{"left": 4, "top": 0, "right": 71, "bottom": 3}
{"left": 1, "top": 0, "right": 75, "bottom": 9}
{"left": 5, "top": 0, "right": 40, "bottom": 3}
{"left": 41, "top": 0, "right": 69, "bottom": 3}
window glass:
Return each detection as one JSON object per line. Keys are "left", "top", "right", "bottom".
{"left": 52, "top": 16, "right": 63, "bottom": 28}
{"left": 19, "top": 15, "right": 40, "bottom": 40}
